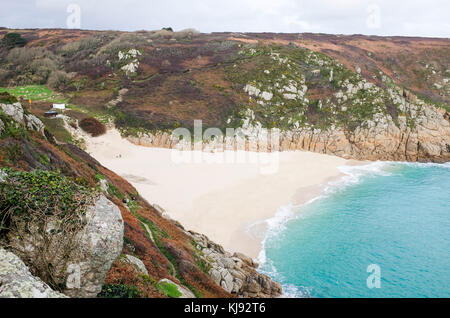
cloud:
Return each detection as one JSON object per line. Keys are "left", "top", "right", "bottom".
{"left": 0, "top": 0, "right": 447, "bottom": 37}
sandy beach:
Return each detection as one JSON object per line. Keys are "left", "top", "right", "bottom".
{"left": 85, "top": 129, "right": 354, "bottom": 258}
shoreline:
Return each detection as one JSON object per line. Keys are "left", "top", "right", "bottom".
{"left": 85, "top": 129, "right": 359, "bottom": 258}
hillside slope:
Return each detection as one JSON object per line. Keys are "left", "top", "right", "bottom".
{"left": 0, "top": 29, "right": 449, "bottom": 162}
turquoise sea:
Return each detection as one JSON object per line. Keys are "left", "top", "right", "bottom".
{"left": 258, "top": 162, "right": 450, "bottom": 298}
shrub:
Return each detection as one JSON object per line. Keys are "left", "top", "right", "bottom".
{"left": 60, "top": 36, "right": 100, "bottom": 57}
{"left": 98, "top": 284, "right": 141, "bottom": 298}
{"left": 0, "top": 69, "right": 10, "bottom": 85}
{"left": 30, "top": 58, "right": 58, "bottom": 83}
{"left": 79, "top": 117, "right": 106, "bottom": 137}
{"left": 30, "top": 57, "right": 58, "bottom": 73}
{"left": 7, "top": 47, "right": 58, "bottom": 66}
{"left": 0, "top": 92, "right": 17, "bottom": 104}
{"left": 148, "top": 30, "right": 173, "bottom": 40}
{"left": 1, "top": 33, "right": 27, "bottom": 49}
{"left": 97, "top": 33, "right": 147, "bottom": 56}
{"left": 173, "top": 28, "right": 200, "bottom": 41}
{"left": 47, "top": 70, "right": 73, "bottom": 90}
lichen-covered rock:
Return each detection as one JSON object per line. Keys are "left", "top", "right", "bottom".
{"left": 121, "top": 255, "right": 148, "bottom": 276}
{"left": 64, "top": 195, "right": 124, "bottom": 298}
{"left": 0, "top": 102, "right": 24, "bottom": 124}
{"left": 189, "top": 232, "right": 282, "bottom": 298}
{"left": 24, "top": 114, "right": 45, "bottom": 135}
{"left": 0, "top": 249, "right": 67, "bottom": 298}
{"left": 0, "top": 102, "right": 45, "bottom": 136}
{"left": 6, "top": 194, "right": 123, "bottom": 298}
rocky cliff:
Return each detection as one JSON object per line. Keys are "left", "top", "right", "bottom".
{"left": 124, "top": 102, "right": 450, "bottom": 163}
{"left": 121, "top": 44, "right": 449, "bottom": 163}
{"left": 0, "top": 99, "right": 280, "bottom": 298}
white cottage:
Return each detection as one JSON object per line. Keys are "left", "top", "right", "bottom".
{"left": 52, "top": 103, "right": 66, "bottom": 110}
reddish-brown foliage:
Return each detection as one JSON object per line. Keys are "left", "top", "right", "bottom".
{"left": 79, "top": 117, "right": 106, "bottom": 137}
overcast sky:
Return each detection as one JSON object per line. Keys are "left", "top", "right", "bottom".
{"left": 1, "top": 0, "right": 449, "bottom": 37}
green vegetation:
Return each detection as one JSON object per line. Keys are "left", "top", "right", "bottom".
{"left": 1, "top": 33, "right": 27, "bottom": 49}
{"left": 98, "top": 284, "right": 141, "bottom": 298}
{"left": 156, "top": 281, "right": 182, "bottom": 298}
{"left": 134, "top": 212, "right": 202, "bottom": 298}
{"left": 0, "top": 168, "right": 95, "bottom": 289}
{"left": 0, "top": 169, "right": 92, "bottom": 228}
{"left": 0, "top": 110, "right": 28, "bottom": 140}
{"left": 225, "top": 44, "right": 424, "bottom": 132}
{"left": 40, "top": 117, "right": 73, "bottom": 143}
{"left": 191, "top": 240, "right": 212, "bottom": 274}
{"left": 0, "top": 85, "right": 67, "bottom": 103}
{"left": 127, "top": 199, "right": 139, "bottom": 214}
{"left": 0, "top": 92, "right": 18, "bottom": 104}
{"left": 107, "top": 183, "right": 124, "bottom": 200}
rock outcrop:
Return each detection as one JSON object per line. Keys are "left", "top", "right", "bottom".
{"left": 277, "top": 105, "right": 450, "bottom": 163}
{"left": 125, "top": 103, "right": 450, "bottom": 163}
{"left": 0, "top": 102, "right": 24, "bottom": 123}
{"left": 0, "top": 249, "right": 67, "bottom": 298}
{"left": 5, "top": 194, "right": 123, "bottom": 298}
{"left": 120, "top": 254, "right": 149, "bottom": 276}
{"left": 64, "top": 195, "right": 124, "bottom": 298}
{"left": 24, "top": 114, "right": 45, "bottom": 135}
{"left": 0, "top": 102, "right": 45, "bottom": 136}
{"left": 189, "top": 232, "right": 282, "bottom": 298}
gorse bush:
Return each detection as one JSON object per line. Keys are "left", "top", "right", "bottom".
{"left": 1, "top": 33, "right": 27, "bottom": 49}
{"left": 79, "top": 117, "right": 106, "bottom": 137}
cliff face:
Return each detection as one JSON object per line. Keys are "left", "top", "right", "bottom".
{"left": 125, "top": 101, "right": 450, "bottom": 163}
{"left": 0, "top": 30, "right": 448, "bottom": 166}
{"left": 0, "top": 100, "right": 281, "bottom": 298}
